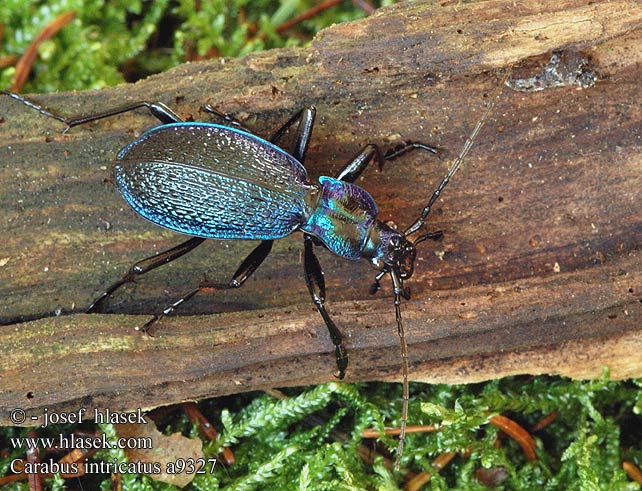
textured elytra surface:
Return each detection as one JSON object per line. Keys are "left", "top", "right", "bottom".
{"left": 114, "top": 123, "right": 313, "bottom": 239}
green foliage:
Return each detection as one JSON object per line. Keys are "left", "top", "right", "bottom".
{"left": 396, "top": 374, "right": 642, "bottom": 490}
{"left": 1, "top": 377, "right": 641, "bottom": 489}
{"left": 170, "top": 0, "right": 391, "bottom": 61}
{"left": 0, "top": 0, "right": 169, "bottom": 92}
{"left": 199, "top": 383, "right": 387, "bottom": 490}
{"left": 0, "top": 0, "right": 387, "bottom": 93}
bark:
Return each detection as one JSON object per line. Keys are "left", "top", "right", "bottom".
{"left": 1, "top": 0, "right": 641, "bottom": 423}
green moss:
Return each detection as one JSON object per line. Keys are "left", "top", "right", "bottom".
{"left": 1, "top": 0, "right": 169, "bottom": 92}
{"left": 0, "top": 0, "right": 384, "bottom": 93}
{"left": 1, "top": 377, "right": 641, "bottom": 489}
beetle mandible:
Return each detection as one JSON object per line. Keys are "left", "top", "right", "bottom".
{"left": 2, "top": 70, "right": 508, "bottom": 466}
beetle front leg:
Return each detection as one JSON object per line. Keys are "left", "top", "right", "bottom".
{"left": 336, "top": 141, "right": 439, "bottom": 183}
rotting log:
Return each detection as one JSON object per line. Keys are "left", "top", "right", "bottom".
{"left": 1, "top": 0, "right": 641, "bottom": 424}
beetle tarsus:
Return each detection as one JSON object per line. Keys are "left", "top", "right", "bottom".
{"left": 334, "top": 345, "right": 349, "bottom": 380}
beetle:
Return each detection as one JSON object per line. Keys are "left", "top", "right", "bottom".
{"left": 2, "top": 71, "right": 507, "bottom": 466}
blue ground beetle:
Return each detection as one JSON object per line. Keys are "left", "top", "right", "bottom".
{"left": 3, "top": 71, "right": 507, "bottom": 465}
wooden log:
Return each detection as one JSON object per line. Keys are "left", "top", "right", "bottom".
{"left": 1, "top": 0, "right": 641, "bottom": 424}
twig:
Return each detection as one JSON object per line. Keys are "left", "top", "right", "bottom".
{"left": 12, "top": 11, "right": 76, "bottom": 92}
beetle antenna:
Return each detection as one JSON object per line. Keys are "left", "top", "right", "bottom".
{"left": 392, "top": 68, "right": 511, "bottom": 469}
{"left": 404, "top": 69, "right": 511, "bottom": 237}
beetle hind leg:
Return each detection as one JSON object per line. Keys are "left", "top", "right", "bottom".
{"left": 87, "top": 237, "right": 206, "bottom": 314}
{"left": 2, "top": 91, "right": 184, "bottom": 131}
{"left": 201, "top": 104, "right": 249, "bottom": 131}
{"left": 140, "top": 240, "right": 274, "bottom": 335}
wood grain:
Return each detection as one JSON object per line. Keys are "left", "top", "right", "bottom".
{"left": 1, "top": 0, "right": 641, "bottom": 424}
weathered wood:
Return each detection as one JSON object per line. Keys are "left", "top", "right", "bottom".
{"left": 1, "top": 0, "right": 641, "bottom": 424}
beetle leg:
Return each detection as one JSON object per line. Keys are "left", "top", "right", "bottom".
{"left": 383, "top": 141, "right": 439, "bottom": 161}
{"left": 2, "top": 92, "right": 183, "bottom": 131}
{"left": 198, "top": 240, "right": 274, "bottom": 290}
{"left": 61, "top": 101, "right": 183, "bottom": 128}
{"left": 336, "top": 144, "right": 383, "bottom": 182}
{"left": 140, "top": 240, "right": 274, "bottom": 335}
{"left": 369, "top": 270, "right": 387, "bottom": 295}
{"left": 87, "top": 237, "right": 206, "bottom": 313}
{"left": 139, "top": 289, "right": 201, "bottom": 335}
{"left": 2, "top": 91, "right": 68, "bottom": 125}
{"left": 303, "top": 234, "right": 348, "bottom": 379}
{"left": 336, "top": 141, "right": 438, "bottom": 183}
{"left": 412, "top": 230, "right": 444, "bottom": 246}
{"left": 275, "top": 106, "right": 354, "bottom": 376}
{"left": 201, "top": 104, "right": 248, "bottom": 130}
{"left": 269, "top": 107, "right": 316, "bottom": 164}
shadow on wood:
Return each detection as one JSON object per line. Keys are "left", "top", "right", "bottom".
{"left": 1, "top": 0, "right": 641, "bottom": 423}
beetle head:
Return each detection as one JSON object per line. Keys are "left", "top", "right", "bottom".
{"left": 367, "top": 223, "right": 417, "bottom": 280}
{"left": 388, "top": 235, "right": 417, "bottom": 279}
